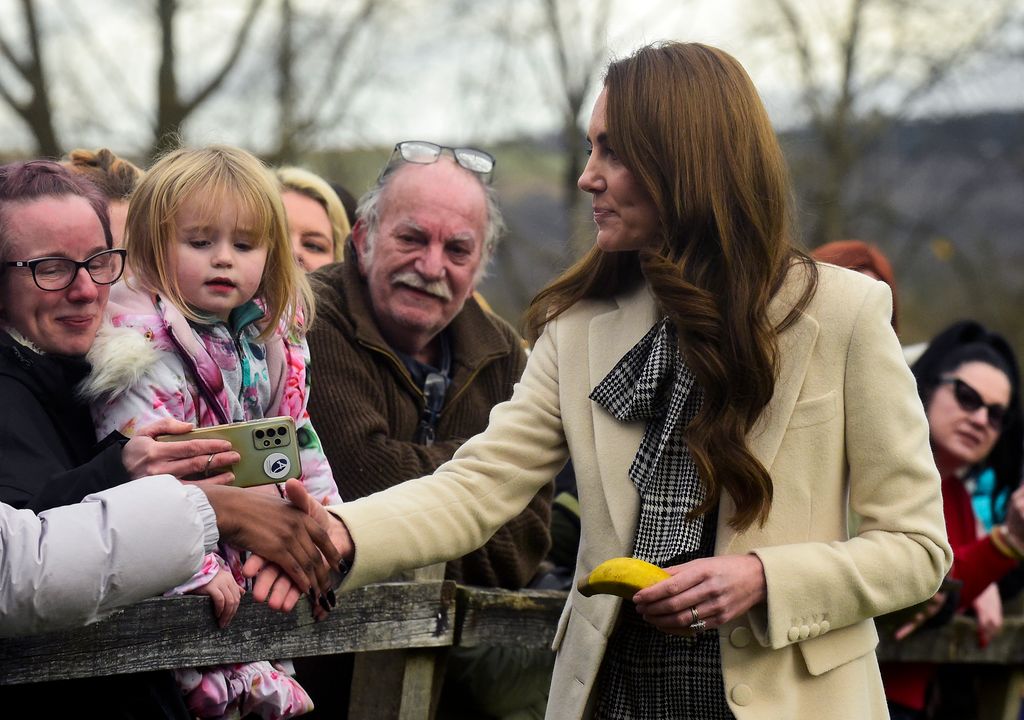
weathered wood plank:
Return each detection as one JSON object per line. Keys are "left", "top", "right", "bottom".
{"left": 876, "top": 616, "right": 1024, "bottom": 664}
{"left": 456, "top": 587, "right": 568, "bottom": 650}
{"left": 0, "top": 581, "right": 456, "bottom": 685}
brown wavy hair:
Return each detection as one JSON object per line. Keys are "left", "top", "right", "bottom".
{"left": 524, "top": 42, "right": 818, "bottom": 531}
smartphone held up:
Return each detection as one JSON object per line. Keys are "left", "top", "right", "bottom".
{"left": 157, "top": 416, "right": 302, "bottom": 488}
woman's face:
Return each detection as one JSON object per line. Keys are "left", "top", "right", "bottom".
{"left": 282, "top": 190, "right": 335, "bottom": 272}
{"left": 0, "top": 195, "right": 110, "bottom": 356}
{"left": 927, "top": 360, "right": 1012, "bottom": 474}
{"left": 577, "top": 88, "right": 659, "bottom": 253}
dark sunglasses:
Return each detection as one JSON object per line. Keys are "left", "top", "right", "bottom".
{"left": 939, "top": 376, "right": 1008, "bottom": 431}
{"left": 379, "top": 141, "right": 495, "bottom": 184}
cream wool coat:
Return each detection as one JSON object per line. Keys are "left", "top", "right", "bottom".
{"left": 330, "top": 263, "right": 952, "bottom": 719}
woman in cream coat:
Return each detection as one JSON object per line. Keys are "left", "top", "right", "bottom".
{"left": 293, "top": 42, "right": 951, "bottom": 719}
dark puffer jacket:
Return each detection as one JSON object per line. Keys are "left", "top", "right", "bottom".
{"left": 0, "top": 330, "right": 129, "bottom": 511}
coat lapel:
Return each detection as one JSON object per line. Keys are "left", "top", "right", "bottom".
{"left": 586, "top": 271, "right": 820, "bottom": 554}
{"left": 588, "top": 283, "right": 659, "bottom": 550}
{"left": 717, "top": 279, "right": 820, "bottom": 553}
{"left": 746, "top": 284, "right": 821, "bottom": 472}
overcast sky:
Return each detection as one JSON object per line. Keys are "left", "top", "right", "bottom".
{"left": 0, "top": 0, "right": 1020, "bottom": 156}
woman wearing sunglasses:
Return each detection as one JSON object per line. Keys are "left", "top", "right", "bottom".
{"left": 882, "top": 320, "right": 1024, "bottom": 720}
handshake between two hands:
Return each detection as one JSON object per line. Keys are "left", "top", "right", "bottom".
{"left": 201, "top": 478, "right": 354, "bottom": 619}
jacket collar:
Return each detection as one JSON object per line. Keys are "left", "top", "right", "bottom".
{"left": 0, "top": 329, "right": 92, "bottom": 402}
{"left": 588, "top": 269, "right": 820, "bottom": 550}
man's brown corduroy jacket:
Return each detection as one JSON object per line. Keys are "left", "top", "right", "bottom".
{"left": 306, "top": 248, "right": 552, "bottom": 588}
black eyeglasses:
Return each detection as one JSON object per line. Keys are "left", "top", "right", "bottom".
{"left": 939, "top": 376, "right": 1009, "bottom": 431}
{"left": 380, "top": 141, "right": 495, "bottom": 183}
{"left": 4, "top": 248, "right": 126, "bottom": 291}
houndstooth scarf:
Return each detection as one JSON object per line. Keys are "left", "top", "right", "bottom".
{"left": 589, "top": 318, "right": 733, "bottom": 719}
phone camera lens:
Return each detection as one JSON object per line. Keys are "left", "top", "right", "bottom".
{"left": 277, "top": 426, "right": 286, "bottom": 435}
{"left": 255, "top": 429, "right": 264, "bottom": 439}
{"left": 265, "top": 428, "right": 277, "bottom": 437}
{"left": 274, "top": 438, "right": 282, "bottom": 445}
{"left": 263, "top": 440, "right": 271, "bottom": 447}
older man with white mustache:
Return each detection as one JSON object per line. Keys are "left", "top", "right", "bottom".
{"left": 300, "top": 142, "right": 554, "bottom": 714}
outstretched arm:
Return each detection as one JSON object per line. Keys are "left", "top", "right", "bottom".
{"left": 0, "top": 476, "right": 208, "bottom": 637}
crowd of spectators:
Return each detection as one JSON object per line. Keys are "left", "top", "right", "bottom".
{"left": 0, "top": 39, "right": 1018, "bottom": 720}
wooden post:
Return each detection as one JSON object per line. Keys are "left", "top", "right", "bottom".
{"left": 5, "top": 585, "right": 1024, "bottom": 718}
{"left": 0, "top": 581, "right": 455, "bottom": 685}
{"left": 348, "top": 565, "right": 449, "bottom": 720}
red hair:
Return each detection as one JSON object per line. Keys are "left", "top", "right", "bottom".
{"left": 811, "top": 240, "right": 899, "bottom": 333}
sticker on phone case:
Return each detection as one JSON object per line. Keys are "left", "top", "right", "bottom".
{"left": 264, "top": 452, "right": 292, "bottom": 480}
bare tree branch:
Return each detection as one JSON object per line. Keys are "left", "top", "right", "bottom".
{"left": 0, "top": 0, "right": 60, "bottom": 155}
{"left": 760, "top": 0, "right": 1014, "bottom": 245}
{"left": 56, "top": 0, "right": 150, "bottom": 122}
{"left": 181, "top": 0, "right": 265, "bottom": 116}
{"left": 152, "top": 0, "right": 265, "bottom": 158}
{"left": 306, "top": 0, "right": 377, "bottom": 115}
{"left": 771, "top": 0, "right": 824, "bottom": 127}
{"left": 0, "top": 26, "right": 29, "bottom": 78}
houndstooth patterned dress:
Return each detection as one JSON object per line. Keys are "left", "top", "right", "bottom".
{"left": 589, "top": 319, "right": 734, "bottom": 719}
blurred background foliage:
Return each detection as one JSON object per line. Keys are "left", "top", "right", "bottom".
{"left": 1, "top": 0, "right": 1021, "bottom": 347}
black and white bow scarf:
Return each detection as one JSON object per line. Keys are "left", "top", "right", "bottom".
{"left": 589, "top": 318, "right": 732, "bottom": 720}
{"left": 589, "top": 318, "right": 715, "bottom": 566}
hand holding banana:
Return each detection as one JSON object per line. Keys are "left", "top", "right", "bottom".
{"left": 577, "top": 557, "right": 670, "bottom": 598}
{"left": 579, "top": 554, "right": 768, "bottom": 636}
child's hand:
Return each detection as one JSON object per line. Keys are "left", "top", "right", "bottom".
{"left": 243, "top": 557, "right": 308, "bottom": 614}
{"left": 192, "top": 569, "right": 244, "bottom": 628}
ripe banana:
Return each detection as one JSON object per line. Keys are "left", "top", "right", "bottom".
{"left": 577, "top": 557, "right": 670, "bottom": 598}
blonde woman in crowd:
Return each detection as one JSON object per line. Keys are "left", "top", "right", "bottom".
{"left": 276, "top": 166, "right": 350, "bottom": 272}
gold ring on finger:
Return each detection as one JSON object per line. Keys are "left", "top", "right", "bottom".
{"left": 204, "top": 453, "right": 216, "bottom": 477}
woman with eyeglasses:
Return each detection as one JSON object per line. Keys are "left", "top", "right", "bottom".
{"left": 273, "top": 42, "right": 951, "bottom": 719}
{"left": 0, "top": 161, "right": 237, "bottom": 516}
{"left": 0, "top": 162, "right": 332, "bottom": 719}
{"left": 881, "top": 320, "right": 1024, "bottom": 720}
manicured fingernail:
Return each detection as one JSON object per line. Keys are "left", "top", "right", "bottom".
{"left": 318, "top": 594, "right": 331, "bottom": 612}
{"left": 327, "top": 590, "right": 337, "bottom": 607}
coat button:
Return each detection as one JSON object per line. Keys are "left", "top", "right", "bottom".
{"left": 799, "top": 625, "right": 810, "bottom": 640}
{"left": 730, "top": 626, "right": 752, "bottom": 648}
{"left": 787, "top": 626, "right": 800, "bottom": 642}
{"left": 820, "top": 620, "right": 830, "bottom": 633}
{"left": 731, "top": 684, "right": 753, "bottom": 706}
{"left": 809, "top": 623, "right": 821, "bottom": 638}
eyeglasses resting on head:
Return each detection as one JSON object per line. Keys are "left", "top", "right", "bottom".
{"left": 4, "top": 248, "right": 126, "bottom": 291}
{"left": 379, "top": 141, "right": 496, "bottom": 184}
{"left": 939, "top": 375, "right": 1009, "bottom": 432}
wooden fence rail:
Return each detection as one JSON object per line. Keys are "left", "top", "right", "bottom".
{"left": 2, "top": 583, "right": 1022, "bottom": 719}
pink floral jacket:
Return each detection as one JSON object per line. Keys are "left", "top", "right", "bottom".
{"left": 84, "top": 282, "right": 341, "bottom": 505}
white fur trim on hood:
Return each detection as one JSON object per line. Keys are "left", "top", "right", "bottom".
{"left": 77, "top": 321, "right": 161, "bottom": 403}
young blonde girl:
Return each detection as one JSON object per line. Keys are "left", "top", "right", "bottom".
{"left": 82, "top": 145, "right": 341, "bottom": 719}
